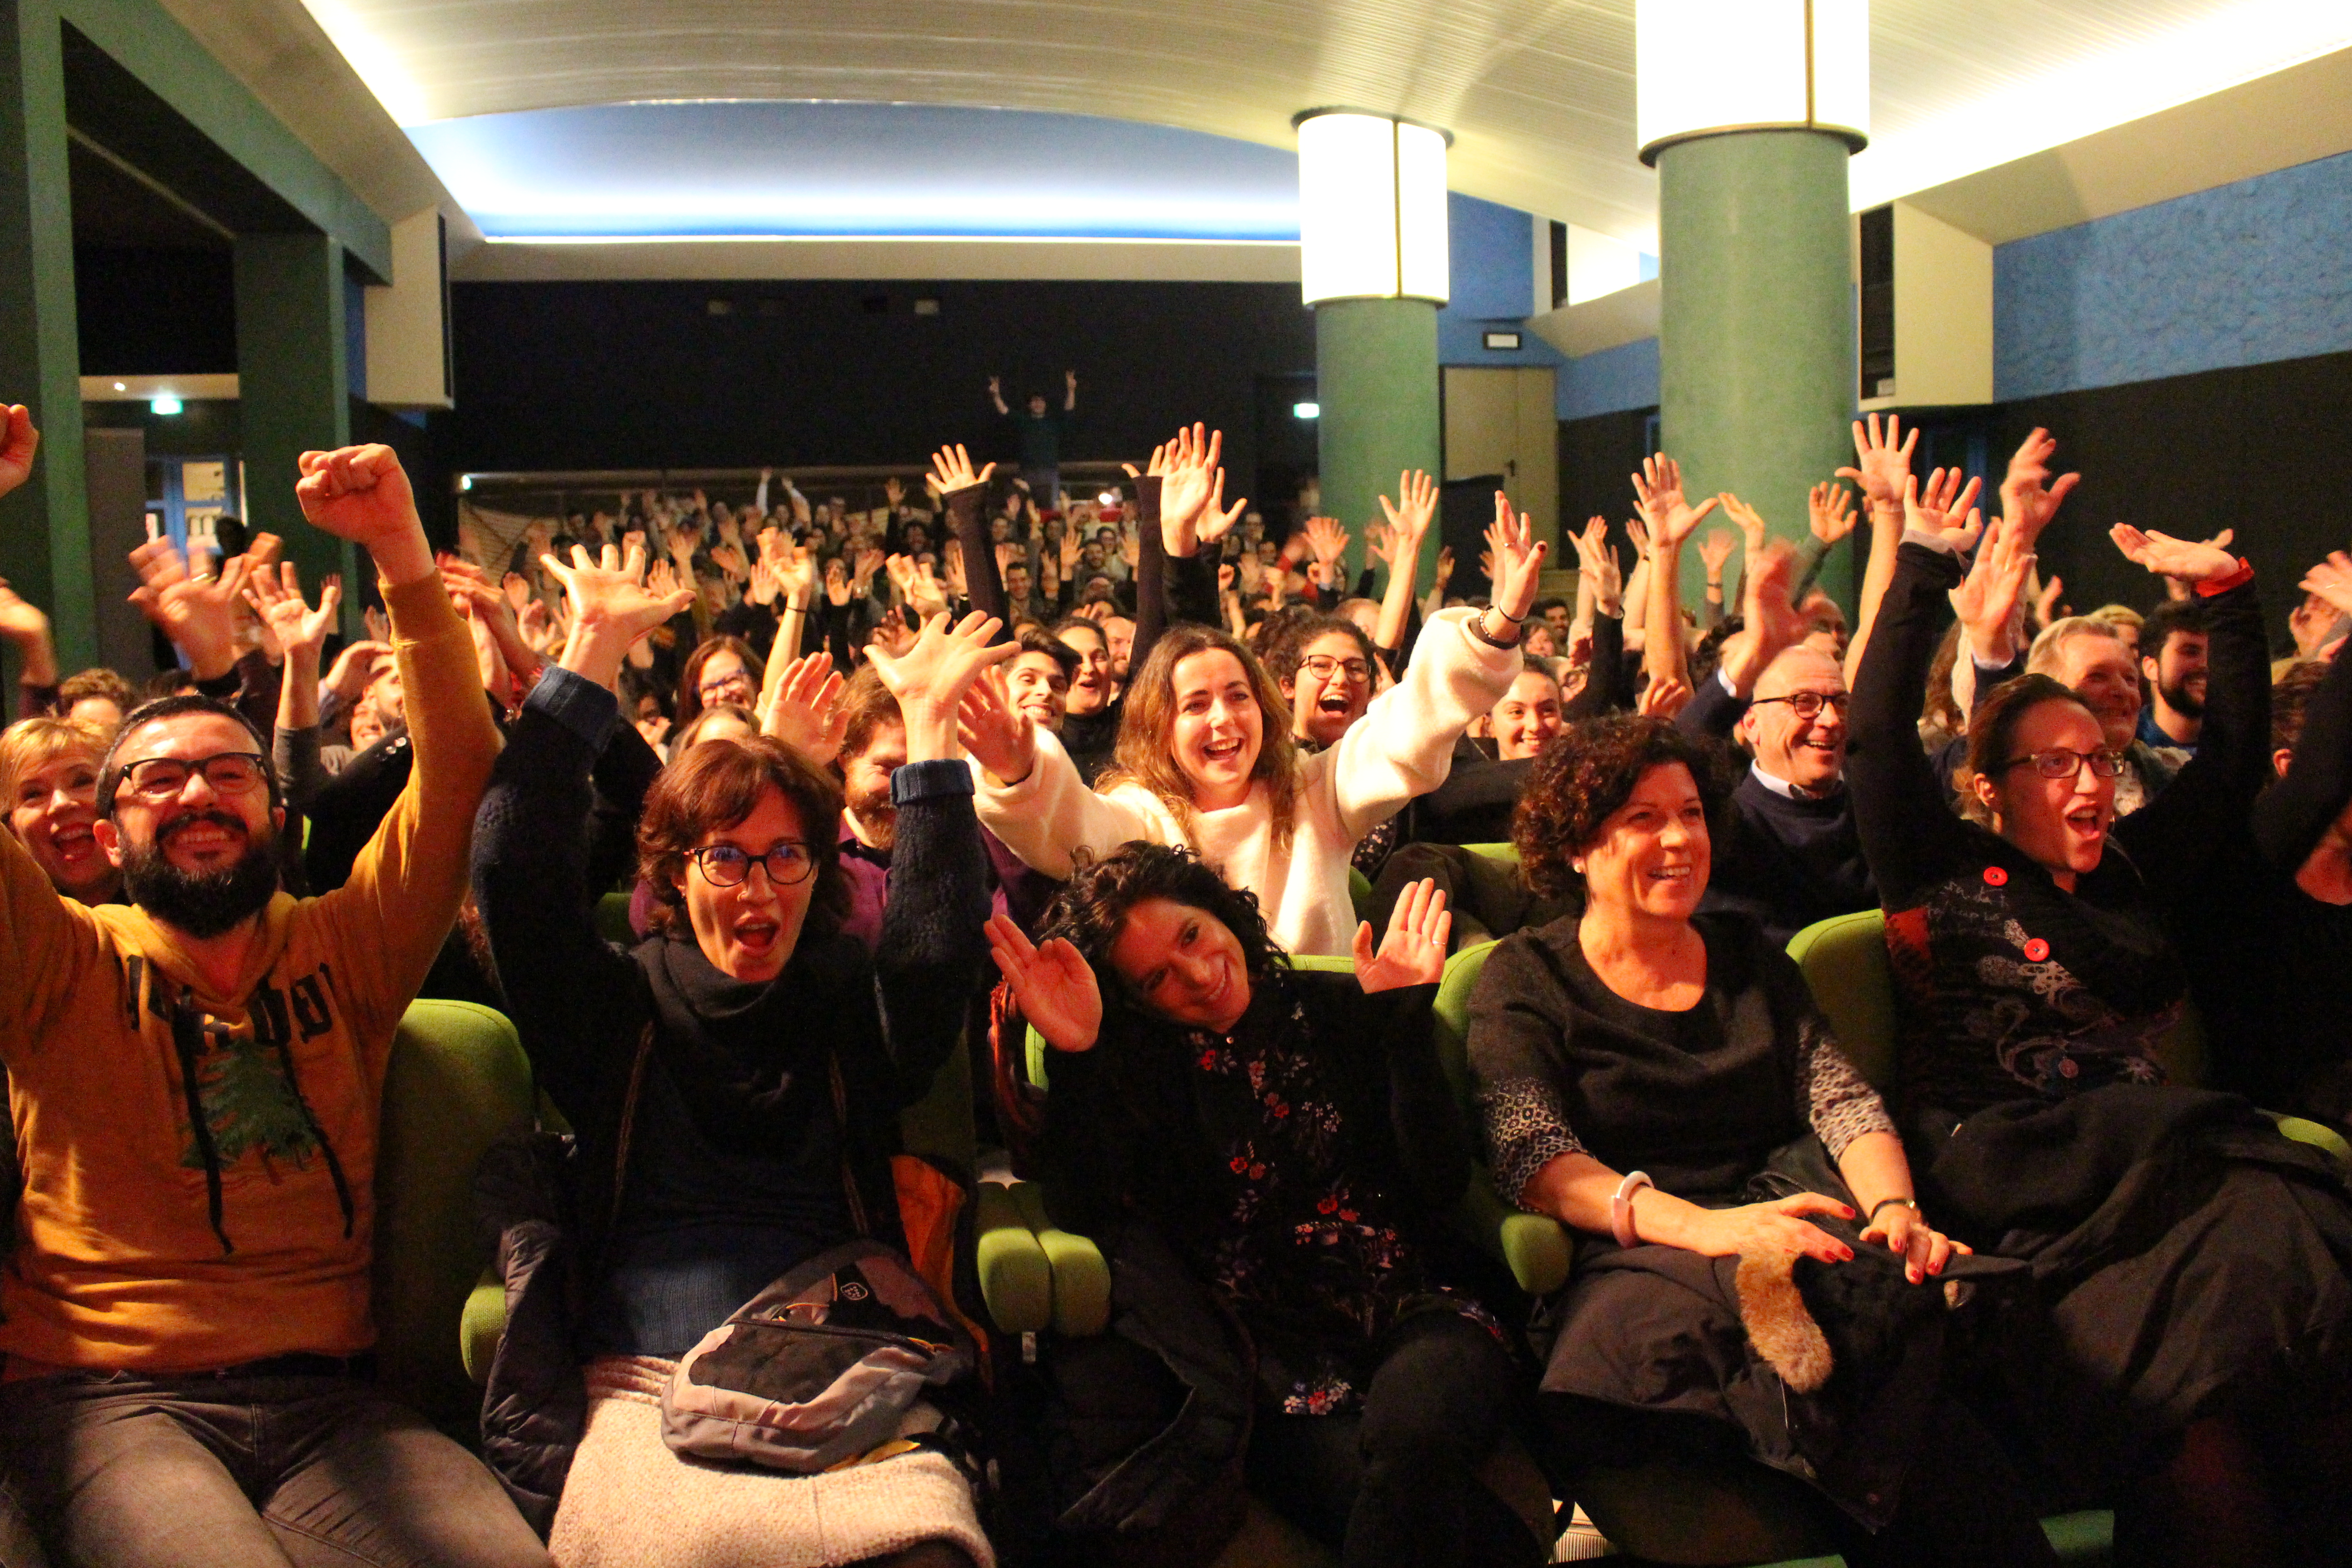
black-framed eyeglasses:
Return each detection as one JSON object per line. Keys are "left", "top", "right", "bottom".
{"left": 698, "top": 671, "right": 756, "bottom": 697}
{"left": 113, "top": 752, "right": 270, "bottom": 803}
{"left": 1999, "top": 747, "right": 2127, "bottom": 780}
{"left": 1750, "top": 691, "right": 1851, "bottom": 720}
{"left": 1300, "top": 655, "right": 1372, "bottom": 683}
{"left": 689, "top": 842, "right": 816, "bottom": 888}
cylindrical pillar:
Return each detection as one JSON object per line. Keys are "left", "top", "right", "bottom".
{"left": 1656, "top": 129, "right": 1857, "bottom": 602}
{"left": 1314, "top": 297, "right": 1441, "bottom": 584}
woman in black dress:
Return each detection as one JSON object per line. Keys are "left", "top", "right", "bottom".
{"left": 1469, "top": 715, "right": 2056, "bottom": 1568}
{"left": 988, "top": 847, "right": 1541, "bottom": 1568}
{"left": 1845, "top": 469, "right": 2352, "bottom": 1568}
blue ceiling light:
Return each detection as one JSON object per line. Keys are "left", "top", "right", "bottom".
{"left": 406, "top": 101, "right": 1304, "bottom": 243}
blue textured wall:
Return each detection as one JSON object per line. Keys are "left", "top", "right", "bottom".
{"left": 1560, "top": 336, "right": 1661, "bottom": 420}
{"left": 1995, "top": 147, "right": 2352, "bottom": 401}
{"left": 1437, "top": 192, "right": 1567, "bottom": 368}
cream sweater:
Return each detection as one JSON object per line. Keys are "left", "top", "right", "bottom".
{"left": 974, "top": 608, "right": 1520, "bottom": 955}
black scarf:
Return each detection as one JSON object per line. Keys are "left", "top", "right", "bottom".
{"left": 639, "top": 927, "right": 869, "bottom": 1150}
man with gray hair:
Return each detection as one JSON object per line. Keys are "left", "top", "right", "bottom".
{"left": 1676, "top": 542, "right": 1877, "bottom": 944}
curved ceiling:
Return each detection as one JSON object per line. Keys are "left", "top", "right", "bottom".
{"left": 291, "top": 0, "right": 2352, "bottom": 248}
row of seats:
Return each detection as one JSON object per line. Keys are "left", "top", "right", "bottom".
{"left": 382, "top": 855, "right": 2348, "bottom": 1566}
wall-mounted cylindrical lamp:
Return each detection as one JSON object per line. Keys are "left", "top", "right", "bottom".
{"left": 1635, "top": 0, "right": 1869, "bottom": 166}
{"left": 1293, "top": 110, "right": 1450, "bottom": 305}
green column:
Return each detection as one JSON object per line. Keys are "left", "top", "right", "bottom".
{"left": 1656, "top": 130, "right": 1855, "bottom": 604}
{"left": 1314, "top": 296, "right": 1441, "bottom": 588}
{"left": 235, "top": 231, "right": 354, "bottom": 612}
{"left": 0, "top": 0, "right": 96, "bottom": 674}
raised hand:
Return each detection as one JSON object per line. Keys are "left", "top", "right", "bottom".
{"left": 1432, "top": 545, "right": 1455, "bottom": 588}
{"left": 1837, "top": 412, "right": 1917, "bottom": 514}
{"left": 869, "top": 609, "right": 1019, "bottom": 760}
{"left": 1157, "top": 423, "right": 1229, "bottom": 556}
{"left": 2110, "top": 523, "right": 2240, "bottom": 585}
{"left": 2033, "top": 572, "right": 2068, "bottom": 627}
{"left": 710, "top": 543, "right": 750, "bottom": 583}
{"left": 294, "top": 446, "right": 430, "bottom": 582}
{"left": 941, "top": 540, "right": 968, "bottom": 601}
{"left": 1808, "top": 482, "right": 1857, "bottom": 546}
{"left": 441, "top": 557, "right": 538, "bottom": 684}
{"left": 1900, "top": 466, "right": 1985, "bottom": 553}
{"left": 760, "top": 651, "right": 849, "bottom": 766}
{"left": 1623, "top": 514, "right": 1652, "bottom": 557}
{"left": 128, "top": 537, "right": 252, "bottom": 679}
{"left": 1197, "top": 469, "right": 1248, "bottom": 547}
{"left": 1485, "top": 492, "right": 1549, "bottom": 625}
{"left": 1948, "top": 516, "right": 2035, "bottom": 661}
{"left": 2301, "top": 551, "right": 2352, "bottom": 622}
{"left": 1303, "top": 515, "right": 1350, "bottom": 571}
{"left": 985, "top": 915, "right": 1102, "bottom": 1054}
{"left": 1637, "top": 674, "right": 1692, "bottom": 720}
{"left": 1999, "top": 427, "right": 2080, "bottom": 547}
{"left": 1377, "top": 469, "right": 1438, "bottom": 564}
{"left": 956, "top": 663, "right": 1038, "bottom": 786}
{"left": 1716, "top": 492, "right": 1767, "bottom": 566}
{"left": 245, "top": 563, "right": 342, "bottom": 664}
{"left": 543, "top": 539, "right": 695, "bottom": 688}
{"left": 930, "top": 443, "right": 995, "bottom": 496}
{"left": 1569, "top": 517, "right": 1623, "bottom": 615}
{"left": 824, "top": 558, "right": 851, "bottom": 608}
{"left": 852, "top": 547, "right": 885, "bottom": 594}
{"left": 1631, "top": 453, "right": 1720, "bottom": 549}
{"left": 0, "top": 405, "right": 37, "bottom": 501}
{"left": 1697, "top": 529, "right": 1737, "bottom": 581}
{"left": 1353, "top": 878, "right": 1451, "bottom": 992}
{"left": 323, "top": 637, "right": 391, "bottom": 704}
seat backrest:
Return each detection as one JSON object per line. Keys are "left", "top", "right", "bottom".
{"left": 1431, "top": 939, "right": 1500, "bottom": 1110}
{"left": 900, "top": 1028, "right": 978, "bottom": 1173}
{"left": 1785, "top": 910, "right": 1900, "bottom": 1091}
{"left": 594, "top": 890, "right": 637, "bottom": 947}
{"left": 1782, "top": 906, "right": 2212, "bottom": 1093}
{"left": 372, "top": 999, "right": 535, "bottom": 1433}
{"left": 1460, "top": 842, "right": 1521, "bottom": 873}
{"left": 1026, "top": 952, "right": 1358, "bottom": 1093}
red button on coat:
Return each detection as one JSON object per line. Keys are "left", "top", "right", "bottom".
{"left": 1983, "top": 866, "right": 2009, "bottom": 887}
{"left": 2023, "top": 938, "right": 2051, "bottom": 962}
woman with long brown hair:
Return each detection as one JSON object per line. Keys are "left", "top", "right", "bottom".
{"left": 960, "top": 499, "right": 1546, "bottom": 956}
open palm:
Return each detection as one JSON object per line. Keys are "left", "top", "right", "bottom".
{"left": 245, "top": 563, "right": 341, "bottom": 660}
{"left": 542, "top": 540, "right": 692, "bottom": 642}
{"left": 1632, "top": 453, "right": 1720, "bottom": 549}
{"left": 1354, "top": 879, "right": 1450, "bottom": 992}
{"left": 987, "top": 915, "right": 1102, "bottom": 1053}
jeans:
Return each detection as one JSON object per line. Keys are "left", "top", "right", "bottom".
{"left": 0, "top": 1369, "right": 549, "bottom": 1568}
{"left": 1243, "top": 1312, "right": 1542, "bottom": 1568}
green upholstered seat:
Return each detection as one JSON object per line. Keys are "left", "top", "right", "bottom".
{"left": 373, "top": 1000, "right": 536, "bottom": 1433}
{"left": 593, "top": 890, "right": 636, "bottom": 947}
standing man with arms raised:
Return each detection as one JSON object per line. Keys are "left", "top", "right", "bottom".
{"left": 0, "top": 428, "right": 539, "bottom": 1568}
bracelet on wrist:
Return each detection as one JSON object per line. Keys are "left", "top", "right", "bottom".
{"left": 1867, "top": 1196, "right": 1921, "bottom": 1223}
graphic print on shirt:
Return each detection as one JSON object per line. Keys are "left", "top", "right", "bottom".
{"left": 132, "top": 956, "right": 340, "bottom": 1178}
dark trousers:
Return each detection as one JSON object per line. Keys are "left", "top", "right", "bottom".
{"left": 0, "top": 1370, "right": 549, "bottom": 1568}
{"left": 1244, "top": 1312, "right": 1542, "bottom": 1568}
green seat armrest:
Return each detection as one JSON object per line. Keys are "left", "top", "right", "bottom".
{"left": 1009, "top": 1181, "right": 1112, "bottom": 1337}
{"left": 2268, "top": 1112, "right": 2352, "bottom": 1168}
{"left": 461, "top": 1265, "right": 507, "bottom": 1387}
{"left": 975, "top": 1181, "right": 1055, "bottom": 1335}
{"left": 1498, "top": 1212, "right": 1572, "bottom": 1298}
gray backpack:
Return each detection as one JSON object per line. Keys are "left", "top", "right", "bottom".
{"left": 660, "top": 1238, "right": 976, "bottom": 1473}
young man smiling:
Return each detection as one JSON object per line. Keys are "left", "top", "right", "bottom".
{"left": 0, "top": 429, "right": 537, "bottom": 1567}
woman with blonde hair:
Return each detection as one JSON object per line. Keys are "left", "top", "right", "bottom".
{"left": 961, "top": 495, "right": 1545, "bottom": 956}
{"left": 0, "top": 715, "right": 118, "bottom": 904}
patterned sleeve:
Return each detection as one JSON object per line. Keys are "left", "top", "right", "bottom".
{"left": 1475, "top": 1076, "right": 1588, "bottom": 1211}
{"left": 1794, "top": 1015, "right": 1895, "bottom": 1157}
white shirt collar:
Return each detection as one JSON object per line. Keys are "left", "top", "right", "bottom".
{"left": 1749, "top": 760, "right": 1843, "bottom": 802}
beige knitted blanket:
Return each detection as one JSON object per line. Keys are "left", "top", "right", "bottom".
{"left": 550, "top": 1357, "right": 994, "bottom": 1568}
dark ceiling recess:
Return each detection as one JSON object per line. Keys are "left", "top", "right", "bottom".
{"left": 67, "top": 136, "right": 227, "bottom": 250}
{"left": 59, "top": 22, "right": 314, "bottom": 240}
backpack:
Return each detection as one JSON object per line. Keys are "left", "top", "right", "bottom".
{"left": 661, "top": 1237, "right": 976, "bottom": 1473}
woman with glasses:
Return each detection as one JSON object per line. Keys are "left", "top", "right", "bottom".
{"left": 471, "top": 542, "right": 1005, "bottom": 1568}
{"left": 672, "top": 633, "right": 763, "bottom": 735}
{"left": 1847, "top": 500, "right": 2352, "bottom": 1567}
{"left": 965, "top": 495, "right": 1546, "bottom": 958}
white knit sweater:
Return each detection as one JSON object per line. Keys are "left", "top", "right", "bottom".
{"left": 973, "top": 607, "right": 1522, "bottom": 955}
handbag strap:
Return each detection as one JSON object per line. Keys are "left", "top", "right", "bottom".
{"left": 609, "top": 1022, "right": 657, "bottom": 1236}
{"left": 828, "top": 1049, "right": 872, "bottom": 1239}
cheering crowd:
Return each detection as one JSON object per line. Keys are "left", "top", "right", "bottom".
{"left": 0, "top": 396, "right": 2349, "bottom": 1568}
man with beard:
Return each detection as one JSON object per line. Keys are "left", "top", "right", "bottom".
{"left": 2136, "top": 598, "right": 2209, "bottom": 755}
{"left": 0, "top": 439, "right": 536, "bottom": 1567}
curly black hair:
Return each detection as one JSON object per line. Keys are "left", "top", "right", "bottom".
{"left": 1035, "top": 842, "right": 1290, "bottom": 1019}
{"left": 1512, "top": 714, "right": 1735, "bottom": 898}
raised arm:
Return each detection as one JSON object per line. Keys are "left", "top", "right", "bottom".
{"left": 1372, "top": 470, "right": 1436, "bottom": 658}
{"left": 1847, "top": 525, "right": 1985, "bottom": 912}
{"left": 245, "top": 564, "right": 341, "bottom": 808}
{"left": 1562, "top": 517, "right": 1627, "bottom": 720}
{"left": 295, "top": 446, "right": 505, "bottom": 1041}
{"left": 863, "top": 611, "right": 1013, "bottom": 1103}
{"left": 1837, "top": 414, "right": 1918, "bottom": 686}
{"left": 2108, "top": 526, "right": 2269, "bottom": 898}
{"left": 934, "top": 445, "right": 1008, "bottom": 639}
{"left": 0, "top": 405, "right": 54, "bottom": 716}
{"left": 1631, "top": 454, "right": 1716, "bottom": 691}
{"left": 2257, "top": 557, "right": 2352, "bottom": 885}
